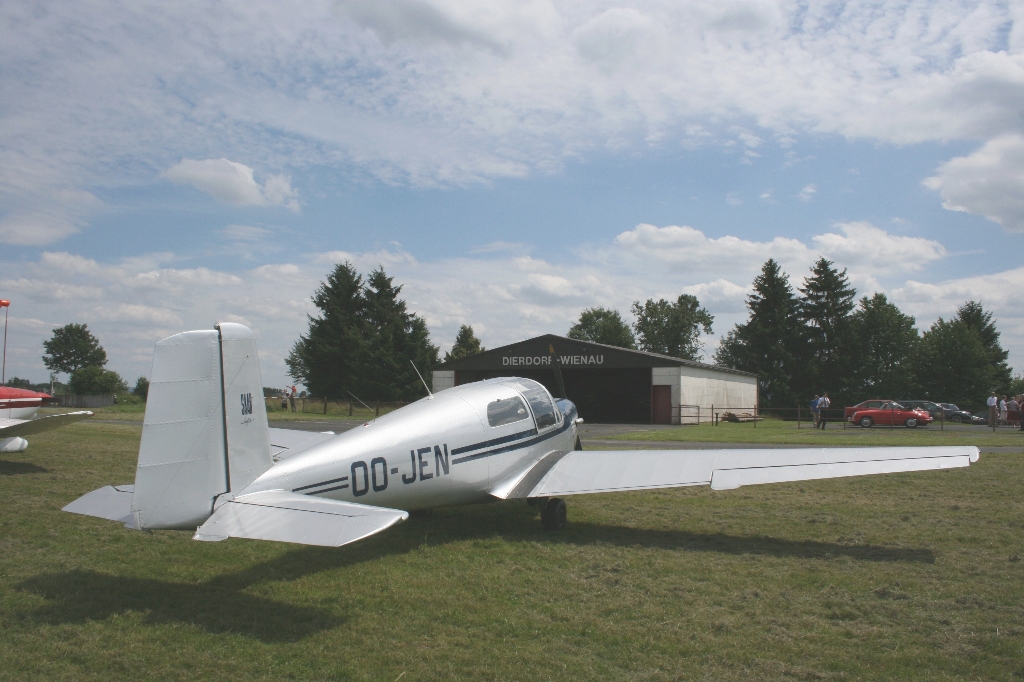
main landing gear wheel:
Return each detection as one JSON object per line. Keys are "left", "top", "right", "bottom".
{"left": 410, "top": 509, "right": 433, "bottom": 519}
{"left": 859, "top": 417, "right": 874, "bottom": 428}
{"left": 905, "top": 418, "right": 918, "bottom": 428}
{"left": 541, "top": 498, "right": 567, "bottom": 531}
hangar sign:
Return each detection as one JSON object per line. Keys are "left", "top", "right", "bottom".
{"left": 502, "top": 354, "right": 605, "bottom": 367}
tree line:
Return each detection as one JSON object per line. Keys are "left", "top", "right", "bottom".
{"left": 713, "top": 258, "right": 1013, "bottom": 408}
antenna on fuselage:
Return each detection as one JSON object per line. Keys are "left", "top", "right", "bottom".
{"left": 410, "top": 360, "right": 434, "bottom": 399}
{"left": 347, "top": 391, "right": 374, "bottom": 414}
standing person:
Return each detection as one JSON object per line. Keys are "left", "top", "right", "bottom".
{"left": 818, "top": 393, "right": 831, "bottom": 429}
{"left": 289, "top": 386, "right": 297, "bottom": 412}
{"left": 1007, "top": 395, "right": 1020, "bottom": 429}
{"left": 810, "top": 395, "right": 820, "bottom": 429}
{"left": 999, "top": 395, "right": 1008, "bottom": 425}
{"left": 988, "top": 391, "right": 998, "bottom": 426}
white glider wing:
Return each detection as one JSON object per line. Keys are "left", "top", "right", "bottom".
{"left": 0, "top": 411, "right": 92, "bottom": 437}
{"left": 528, "top": 446, "right": 979, "bottom": 497}
{"left": 193, "top": 490, "right": 408, "bottom": 547}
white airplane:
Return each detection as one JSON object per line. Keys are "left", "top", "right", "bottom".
{"left": 64, "top": 323, "right": 979, "bottom": 547}
{"left": 1, "top": 386, "right": 92, "bottom": 453}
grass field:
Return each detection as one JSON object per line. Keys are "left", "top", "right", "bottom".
{"left": 3, "top": 422, "right": 1024, "bottom": 680}
{"left": 609, "top": 417, "right": 1024, "bottom": 448}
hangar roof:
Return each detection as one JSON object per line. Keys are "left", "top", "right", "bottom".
{"left": 433, "top": 334, "right": 756, "bottom": 377}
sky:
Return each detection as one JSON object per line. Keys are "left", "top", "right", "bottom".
{"left": 2, "top": 0, "right": 1024, "bottom": 390}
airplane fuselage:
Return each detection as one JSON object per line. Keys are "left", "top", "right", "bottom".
{"left": 246, "top": 378, "right": 578, "bottom": 511}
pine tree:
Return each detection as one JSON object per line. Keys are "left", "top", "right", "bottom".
{"left": 286, "top": 262, "right": 365, "bottom": 399}
{"left": 356, "top": 267, "right": 439, "bottom": 401}
{"left": 632, "top": 295, "right": 713, "bottom": 360}
{"left": 849, "top": 293, "right": 919, "bottom": 399}
{"left": 444, "top": 325, "right": 485, "bottom": 362}
{"left": 954, "top": 301, "right": 1012, "bottom": 393}
{"left": 567, "top": 307, "right": 635, "bottom": 348}
{"left": 714, "top": 259, "right": 803, "bottom": 407}
{"left": 798, "top": 258, "right": 857, "bottom": 402}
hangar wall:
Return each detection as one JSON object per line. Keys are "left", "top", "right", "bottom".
{"left": 653, "top": 366, "right": 758, "bottom": 424}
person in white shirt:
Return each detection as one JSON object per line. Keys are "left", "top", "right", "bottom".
{"left": 817, "top": 393, "right": 831, "bottom": 429}
{"left": 988, "top": 392, "right": 998, "bottom": 425}
{"left": 999, "top": 396, "right": 1008, "bottom": 425}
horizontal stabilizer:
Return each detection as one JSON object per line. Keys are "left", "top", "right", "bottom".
{"left": 529, "top": 446, "right": 979, "bottom": 497}
{"left": 63, "top": 485, "right": 135, "bottom": 524}
{"left": 193, "top": 490, "right": 408, "bottom": 547}
{"left": 268, "top": 427, "right": 337, "bottom": 461}
{"left": 0, "top": 411, "right": 92, "bottom": 437}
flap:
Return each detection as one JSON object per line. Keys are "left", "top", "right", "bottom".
{"left": 193, "top": 490, "right": 408, "bottom": 547}
{"left": 62, "top": 485, "right": 135, "bottom": 524}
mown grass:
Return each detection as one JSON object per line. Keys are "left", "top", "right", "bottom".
{"left": 610, "top": 417, "right": 1023, "bottom": 448}
{"left": 2, "top": 422, "right": 1024, "bottom": 680}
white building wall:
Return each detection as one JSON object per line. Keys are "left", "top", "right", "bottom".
{"left": 432, "top": 370, "right": 456, "bottom": 393}
{"left": 651, "top": 366, "right": 758, "bottom": 424}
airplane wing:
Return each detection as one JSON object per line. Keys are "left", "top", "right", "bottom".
{"left": 515, "top": 446, "right": 978, "bottom": 498}
{"left": 0, "top": 411, "right": 92, "bottom": 437}
{"left": 193, "top": 490, "right": 408, "bottom": 547}
{"left": 267, "top": 427, "right": 337, "bottom": 461}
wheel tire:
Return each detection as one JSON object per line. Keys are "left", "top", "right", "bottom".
{"left": 410, "top": 509, "right": 433, "bottom": 519}
{"left": 905, "top": 418, "right": 918, "bottom": 428}
{"left": 951, "top": 415, "right": 962, "bottom": 424}
{"left": 859, "top": 417, "right": 873, "bottom": 428}
{"left": 541, "top": 498, "right": 567, "bottom": 531}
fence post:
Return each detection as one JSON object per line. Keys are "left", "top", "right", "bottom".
{"left": 375, "top": 401, "right": 380, "bottom": 417}
{"left": 323, "top": 397, "right": 327, "bottom": 415}
{"left": 797, "top": 405, "right": 800, "bottom": 430}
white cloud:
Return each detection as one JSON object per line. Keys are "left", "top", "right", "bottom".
{"left": 812, "top": 222, "right": 947, "bottom": 274}
{"left": 2, "top": 222, "right": 1022, "bottom": 388}
{"left": 164, "top": 159, "right": 300, "bottom": 211}
{"left": 1, "top": 0, "right": 1022, "bottom": 207}
{"left": 923, "top": 135, "right": 1024, "bottom": 232}
{"left": 796, "top": 184, "right": 816, "bottom": 201}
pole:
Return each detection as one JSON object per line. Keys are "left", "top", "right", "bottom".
{"left": 1, "top": 300, "right": 9, "bottom": 387}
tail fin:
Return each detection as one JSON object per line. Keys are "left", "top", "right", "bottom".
{"left": 130, "top": 323, "right": 272, "bottom": 530}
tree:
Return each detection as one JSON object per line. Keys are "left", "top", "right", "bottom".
{"left": 69, "top": 366, "right": 128, "bottom": 395}
{"left": 4, "top": 377, "right": 32, "bottom": 389}
{"left": 133, "top": 376, "right": 150, "bottom": 401}
{"left": 915, "top": 318, "right": 992, "bottom": 407}
{"left": 356, "top": 267, "right": 439, "bottom": 401}
{"left": 954, "top": 301, "right": 1012, "bottom": 393}
{"left": 632, "top": 295, "right": 713, "bottom": 360}
{"left": 714, "top": 259, "right": 804, "bottom": 407}
{"left": 286, "top": 262, "right": 366, "bottom": 400}
{"left": 798, "top": 258, "right": 857, "bottom": 401}
{"left": 444, "top": 325, "right": 485, "bottom": 362}
{"left": 42, "top": 323, "right": 107, "bottom": 376}
{"left": 286, "top": 263, "right": 439, "bottom": 402}
{"left": 849, "top": 293, "right": 920, "bottom": 399}
{"left": 567, "top": 307, "right": 635, "bottom": 348}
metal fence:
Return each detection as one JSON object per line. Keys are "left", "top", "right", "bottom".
{"left": 51, "top": 394, "right": 116, "bottom": 408}
{"left": 675, "top": 404, "right": 1005, "bottom": 430}
{"left": 265, "top": 397, "right": 410, "bottom": 418}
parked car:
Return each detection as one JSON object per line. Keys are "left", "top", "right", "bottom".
{"left": 844, "top": 399, "right": 892, "bottom": 421}
{"left": 849, "top": 401, "right": 933, "bottom": 428}
{"left": 971, "top": 411, "right": 989, "bottom": 425}
{"left": 898, "top": 400, "right": 943, "bottom": 419}
{"left": 936, "top": 403, "right": 977, "bottom": 424}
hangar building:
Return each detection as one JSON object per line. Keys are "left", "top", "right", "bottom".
{"left": 432, "top": 334, "right": 758, "bottom": 424}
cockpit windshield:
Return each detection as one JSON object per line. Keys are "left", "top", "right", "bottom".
{"left": 515, "top": 379, "right": 558, "bottom": 429}
{"left": 487, "top": 396, "right": 529, "bottom": 427}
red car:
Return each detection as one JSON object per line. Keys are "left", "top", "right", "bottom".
{"left": 849, "top": 401, "right": 932, "bottom": 428}
{"left": 844, "top": 399, "right": 893, "bottom": 421}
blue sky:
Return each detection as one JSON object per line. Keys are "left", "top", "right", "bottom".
{"left": 2, "top": 1, "right": 1023, "bottom": 388}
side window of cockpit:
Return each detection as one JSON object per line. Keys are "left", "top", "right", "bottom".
{"left": 520, "top": 384, "right": 557, "bottom": 429}
{"left": 487, "top": 396, "right": 530, "bottom": 427}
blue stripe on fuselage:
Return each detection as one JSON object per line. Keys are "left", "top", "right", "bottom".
{"left": 451, "top": 406, "right": 576, "bottom": 465}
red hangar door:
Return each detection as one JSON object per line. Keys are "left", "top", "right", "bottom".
{"left": 651, "top": 385, "right": 672, "bottom": 424}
